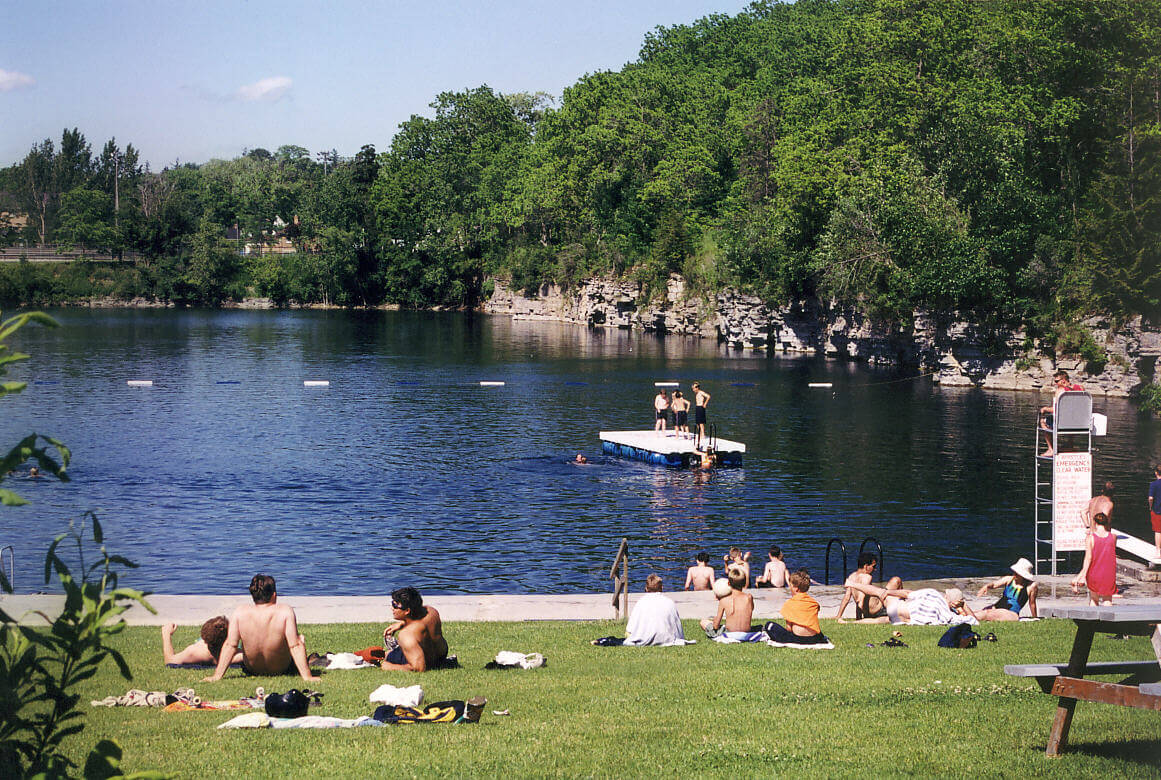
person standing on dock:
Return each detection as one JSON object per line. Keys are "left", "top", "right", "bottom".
{"left": 1071, "top": 512, "right": 1117, "bottom": 605}
{"left": 693, "top": 382, "right": 711, "bottom": 443}
{"left": 1082, "top": 481, "right": 1114, "bottom": 531}
{"left": 671, "top": 391, "right": 690, "bottom": 438}
{"left": 653, "top": 389, "right": 670, "bottom": 432}
{"left": 1149, "top": 465, "right": 1161, "bottom": 560}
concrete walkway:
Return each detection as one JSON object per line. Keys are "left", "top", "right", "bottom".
{"left": 3, "top": 575, "right": 1158, "bottom": 625}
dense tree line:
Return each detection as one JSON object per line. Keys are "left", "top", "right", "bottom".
{"left": 1, "top": 0, "right": 1158, "bottom": 326}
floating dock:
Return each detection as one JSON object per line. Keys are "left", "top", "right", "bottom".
{"left": 599, "top": 430, "right": 745, "bottom": 468}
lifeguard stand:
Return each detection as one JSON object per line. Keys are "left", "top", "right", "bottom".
{"left": 1034, "top": 391, "right": 1093, "bottom": 576}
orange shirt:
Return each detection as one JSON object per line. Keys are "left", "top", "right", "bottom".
{"left": 780, "top": 592, "right": 821, "bottom": 635}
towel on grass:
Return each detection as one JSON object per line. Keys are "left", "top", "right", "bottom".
{"left": 764, "top": 638, "right": 835, "bottom": 650}
{"left": 324, "top": 652, "right": 374, "bottom": 670}
{"left": 369, "top": 684, "right": 424, "bottom": 707}
{"left": 485, "top": 651, "right": 546, "bottom": 669}
{"left": 218, "top": 713, "right": 383, "bottom": 729}
{"left": 711, "top": 631, "right": 766, "bottom": 644}
{"left": 164, "top": 698, "right": 262, "bottom": 712}
{"left": 165, "top": 662, "right": 242, "bottom": 670}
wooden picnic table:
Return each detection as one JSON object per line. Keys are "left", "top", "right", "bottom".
{"left": 1005, "top": 604, "right": 1161, "bottom": 756}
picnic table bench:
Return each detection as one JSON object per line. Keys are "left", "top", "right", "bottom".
{"left": 1004, "top": 604, "right": 1161, "bottom": 756}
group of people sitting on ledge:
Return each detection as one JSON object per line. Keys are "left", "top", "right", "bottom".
{"left": 162, "top": 575, "right": 449, "bottom": 682}
{"left": 164, "top": 558, "right": 1041, "bottom": 674}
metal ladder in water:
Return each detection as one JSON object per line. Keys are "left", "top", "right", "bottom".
{"left": 825, "top": 537, "right": 884, "bottom": 584}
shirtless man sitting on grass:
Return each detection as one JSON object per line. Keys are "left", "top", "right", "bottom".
{"left": 380, "top": 587, "right": 449, "bottom": 672}
{"left": 700, "top": 567, "right": 764, "bottom": 642}
{"left": 834, "top": 553, "right": 885, "bottom": 619}
{"left": 161, "top": 616, "right": 243, "bottom": 667}
{"left": 203, "top": 574, "right": 319, "bottom": 683}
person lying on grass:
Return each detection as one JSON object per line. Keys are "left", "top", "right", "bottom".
{"left": 763, "top": 568, "right": 831, "bottom": 646}
{"left": 379, "top": 587, "right": 449, "bottom": 672}
{"left": 838, "top": 578, "right": 978, "bottom": 626}
{"left": 203, "top": 574, "right": 320, "bottom": 683}
{"left": 700, "top": 567, "right": 765, "bottom": 642}
{"left": 161, "top": 616, "right": 243, "bottom": 666}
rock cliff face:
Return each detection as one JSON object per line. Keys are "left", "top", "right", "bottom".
{"left": 484, "top": 277, "right": 1160, "bottom": 398}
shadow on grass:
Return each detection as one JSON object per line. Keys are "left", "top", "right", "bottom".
{"left": 1050, "top": 737, "right": 1161, "bottom": 768}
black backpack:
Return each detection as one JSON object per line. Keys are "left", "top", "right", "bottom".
{"left": 264, "top": 689, "right": 310, "bottom": 718}
{"left": 937, "top": 623, "right": 979, "bottom": 649}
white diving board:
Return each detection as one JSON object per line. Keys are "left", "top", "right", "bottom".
{"left": 1114, "top": 530, "right": 1161, "bottom": 566}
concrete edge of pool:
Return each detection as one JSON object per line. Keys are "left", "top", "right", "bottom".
{"left": 4, "top": 575, "right": 1159, "bottom": 624}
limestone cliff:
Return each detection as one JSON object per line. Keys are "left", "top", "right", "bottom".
{"left": 484, "top": 276, "right": 1160, "bottom": 398}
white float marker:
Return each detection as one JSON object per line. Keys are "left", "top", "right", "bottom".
{"left": 808, "top": 382, "right": 833, "bottom": 388}
{"left": 127, "top": 380, "right": 153, "bottom": 387}
{"left": 654, "top": 381, "right": 680, "bottom": 387}
{"left": 479, "top": 381, "right": 505, "bottom": 387}
{"left": 303, "top": 380, "right": 330, "bottom": 387}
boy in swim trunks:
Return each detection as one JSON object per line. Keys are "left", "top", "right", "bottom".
{"left": 671, "top": 391, "right": 690, "bottom": 438}
{"left": 692, "top": 382, "right": 710, "bottom": 443}
{"left": 684, "top": 552, "right": 715, "bottom": 590}
{"left": 755, "top": 545, "right": 788, "bottom": 589}
{"left": 700, "top": 567, "right": 762, "bottom": 642}
{"left": 654, "top": 389, "right": 670, "bottom": 432}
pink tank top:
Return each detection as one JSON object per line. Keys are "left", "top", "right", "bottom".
{"left": 1086, "top": 530, "right": 1117, "bottom": 597}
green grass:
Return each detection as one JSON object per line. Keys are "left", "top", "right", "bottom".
{"left": 63, "top": 620, "right": 1161, "bottom": 778}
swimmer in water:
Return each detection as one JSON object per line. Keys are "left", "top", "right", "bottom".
{"left": 574, "top": 454, "right": 588, "bottom": 464}
{"left": 693, "top": 444, "right": 717, "bottom": 470}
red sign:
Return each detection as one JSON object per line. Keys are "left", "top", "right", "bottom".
{"left": 1053, "top": 452, "right": 1091, "bottom": 551}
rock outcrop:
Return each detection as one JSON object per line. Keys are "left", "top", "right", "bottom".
{"left": 484, "top": 276, "right": 1160, "bottom": 398}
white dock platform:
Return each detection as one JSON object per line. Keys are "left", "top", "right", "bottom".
{"left": 1115, "top": 530, "right": 1161, "bottom": 567}
{"left": 599, "top": 430, "right": 746, "bottom": 467}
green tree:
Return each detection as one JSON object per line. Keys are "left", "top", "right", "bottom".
{"left": 57, "top": 188, "right": 118, "bottom": 253}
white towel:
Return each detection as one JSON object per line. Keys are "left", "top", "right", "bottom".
{"left": 324, "top": 652, "right": 372, "bottom": 670}
{"left": 368, "top": 683, "right": 424, "bottom": 707}
{"left": 493, "top": 651, "right": 546, "bottom": 669}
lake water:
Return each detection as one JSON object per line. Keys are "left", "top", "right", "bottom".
{"left": 3, "top": 309, "right": 1159, "bottom": 596}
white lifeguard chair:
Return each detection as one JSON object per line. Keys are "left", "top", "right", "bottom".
{"left": 1034, "top": 391, "right": 1094, "bottom": 576}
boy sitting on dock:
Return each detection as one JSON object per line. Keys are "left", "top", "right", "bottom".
{"left": 764, "top": 569, "right": 832, "bottom": 646}
{"left": 754, "top": 545, "right": 788, "bottom": 589}
{"left": 684, "top": 552, "right": 716, "bottom": 591}
{"left": 722, "top": 547, "right": 752, "bottom": 587}
{"left": 700, "top": 568, "right": 763, "bottom": 642}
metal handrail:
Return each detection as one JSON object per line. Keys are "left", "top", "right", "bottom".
{"left": 609, "top": 538, "right": 629, "bottom": 619}
{"left": 824, "top": 538, "right": 847, "bottom": 586}
{"left": 0, "top": 545, "right": 12, "bottom": 590}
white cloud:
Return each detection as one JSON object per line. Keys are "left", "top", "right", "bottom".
{"left": 235, "top": 76, "right": 292, "bottom": 103}
{"left": 0, "top": 69, "right": 35, "bottom": 92}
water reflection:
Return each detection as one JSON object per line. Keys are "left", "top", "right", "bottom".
{"left": 3, "top": 309, "right": 1159, "bottom": 595}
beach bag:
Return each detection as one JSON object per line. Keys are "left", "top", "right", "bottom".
{"left": 937, "top": 623, "right": 979, "bottom": 649}
{"left": 264, "top": 689, "right": 309, "bottom": 718}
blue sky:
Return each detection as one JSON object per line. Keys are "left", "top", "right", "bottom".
{"left": 1, "top": 0, "right": 755, "bottom": 169}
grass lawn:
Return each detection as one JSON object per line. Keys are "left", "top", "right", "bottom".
{"left": 63, "top": 619, "right": 1161, "bottom": 778}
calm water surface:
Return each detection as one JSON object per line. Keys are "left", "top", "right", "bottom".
{"left": 4, "top": 309, "right": 1159, "bottom": 595}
